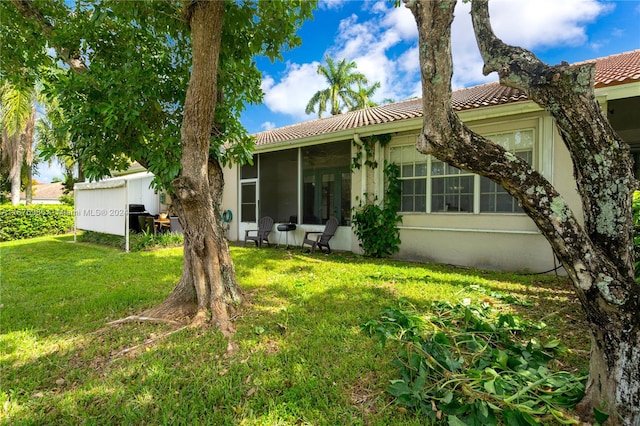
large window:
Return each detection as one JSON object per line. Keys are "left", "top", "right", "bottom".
{"left": 431, "top": 160, "right": 474, "bottom": 212}
{"left": 391, "top": 145, "right": 427, "bottom": 212}
{"left": 239, "top": 141, "right": 351, "bottom": 226}
{"left": 302, "top": 141, "right": 351, "bottom": 225}
{"left": 390, "top": 129, "right": 535, "bottom": 214}
{"left": 260, "top": 149, "right": 298, "bottom": 223}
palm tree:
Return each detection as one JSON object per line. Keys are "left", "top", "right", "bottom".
{"left": 1, "top": 82, "right": 38, "bottom": 205}
{"left": 350, "top": 81, "right": 381, "bottom": 110}
{"left": 305, "top": 56, "right": 369, "bottom": 118}
{"left": 36, "top": 96, "right": 82, "bottom": 192}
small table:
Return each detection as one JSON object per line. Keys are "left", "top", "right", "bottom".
{"left": 276, "top": 223, "right": 297, "bottom": 249}
{"left": 154, "top": 218, "right": 170, "bottom": 232}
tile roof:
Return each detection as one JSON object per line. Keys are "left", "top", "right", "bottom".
{"left": 254, "top": 50, "right": 640, "bottom": 147}
{"left": 21, "top": 182, "right": 65, "bottom": 200}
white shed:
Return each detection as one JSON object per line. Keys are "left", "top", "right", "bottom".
{"left": 74, "top": 172, "right": 160, "bottom": 251}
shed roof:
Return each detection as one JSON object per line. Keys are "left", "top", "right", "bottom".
{"left": 254, "top": 50, "right": 640, "bottom": 146}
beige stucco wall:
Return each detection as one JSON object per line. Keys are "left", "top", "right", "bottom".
{"left": 376, "top": 108, "right": 581, "bottom": 273}
{"left": 221, "top": 164, "right": 239, "bottom": 241}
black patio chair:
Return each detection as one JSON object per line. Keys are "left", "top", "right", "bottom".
{"left": 301, "top": 216, "right": 339, "bottom": 254}
{"left": 244, "top": 216, "right": 274, "bottom": 248}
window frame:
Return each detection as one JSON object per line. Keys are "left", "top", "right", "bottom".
{"left": 389, "top": 126, "right": 537, "bottom": 215}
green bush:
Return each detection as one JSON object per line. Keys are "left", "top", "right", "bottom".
{"left": 351, "top": 162, "right": 402, "bottom": 257}
{"left": 58, "top": 194, "right": 74, "bottom": 206}
{"left": 0, "top": 204, "right": 74, "bottom": 241}
{"left": 77, "top": 230, "right": 183, "bottom": 251}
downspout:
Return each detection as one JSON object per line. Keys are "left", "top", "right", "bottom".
{"left": 353, "top": 133, "right": 367, "bottom": 196}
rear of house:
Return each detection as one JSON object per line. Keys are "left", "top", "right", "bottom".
{"left": 223, "top": 51, "right": 640, "bottom": 272}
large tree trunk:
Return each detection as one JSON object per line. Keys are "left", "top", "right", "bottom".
{"left": 142, "top": 1, "right": 242, "bottom": 335}
{"left": 406, "top": 0, "right": 640, "bottom": 424}
{"left": 3, "top": 128, "right": 26, "bottom": 206}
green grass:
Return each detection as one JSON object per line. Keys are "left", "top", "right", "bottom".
{"left": 0, "top": 235, "right": 590, "bottom": 425}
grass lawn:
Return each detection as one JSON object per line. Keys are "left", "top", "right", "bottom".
{"left": 1, "top": 235, "right": 590, "bottom": 425}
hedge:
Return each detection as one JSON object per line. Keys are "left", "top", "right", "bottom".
{"left": 0, "top": 204, "right": 75, "bottom": 242}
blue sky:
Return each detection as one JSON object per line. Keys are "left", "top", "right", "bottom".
{"left": 241, "top": 0, "right": 640, "bottom": 134}
{"left": 36, "top": 0, "right": 640, "bottom": 182}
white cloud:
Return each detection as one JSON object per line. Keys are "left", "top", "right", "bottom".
{"left": 488, "top": 0, "right": 610, "bottom": 48}
{"left": 318, "top": 0, "right": 347, "bottom": 10}
{"left": 260, "top": 0, "right": 612, "bottom": 121}
{"left": 449, "top": 0, "right": 610, "bottom": 88}
{"left": 381, "top": 3, "right": 418, "bottom": 41}
{"left": 262, "top": 61, "right": 325, "bottom": 120}
{"left": 260, "top": 121, "right": 276, "bottom": 131}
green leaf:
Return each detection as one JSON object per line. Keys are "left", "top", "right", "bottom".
{"left": 484, "top": 379, "right": 496, "bottom": 394}
{"left": 447, "top": 415, "right": 468, "bottom": 426}
{"left": 502, "top": 409, "right": 540, "bottom": 426}
{"left": 388, "top": 380, "right": 412, "bottom": 398}
{"left": 593, "top": 407, "right": 610, "bottom": 424}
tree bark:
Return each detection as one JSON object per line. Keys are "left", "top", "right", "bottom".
{"left": 142, "top": 0, "right": 242, "bottom": 335}
{"left": 24, "top": 106, "right": 35, "bottom": 205}
{"left": 406, "top": 0, "right": 640, "bottom": 423}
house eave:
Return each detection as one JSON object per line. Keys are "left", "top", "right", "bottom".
{"left": 253, "top": 99, "right": 545, "bottom": 153}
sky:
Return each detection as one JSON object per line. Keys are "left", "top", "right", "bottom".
{"left": 35, "top": 0, "right": 640, "bottom": 183}
{"left": 241, "top": 0, "right": 640, "bottom": 133}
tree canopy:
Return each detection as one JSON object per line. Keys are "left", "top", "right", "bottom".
{"left": 305, "top": 55, "right": 380, "bottom": 118}
{"left": 1, "top": 0, "right": 315, "bottom": 189}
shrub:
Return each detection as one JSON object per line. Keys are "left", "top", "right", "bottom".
{"left": 77, "top": 230, "right": 183, "bottom": 251}
{"left": 0, "top": 204, "right": 74, "bottom": 241}
{"left": 351, "top": 162, "right": 402, "bottom": 257}
{"left": 58, "top": 194, "right": 74, "bottom": 206}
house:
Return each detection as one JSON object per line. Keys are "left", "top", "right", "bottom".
{"left": 20, "top": 181, "right": 66, "bottom": 204}
{"left": 220, "top": 50, "right": 640, "bottom": 272}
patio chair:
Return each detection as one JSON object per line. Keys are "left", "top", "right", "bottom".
{"left": 140, "top": 215, "right": 156, "bottom": 234}
{"left": 301, "top": 216, "right": 339, "bottom": 254}
{"left": 244, "top": 216, "right": 274, "bottom": 248}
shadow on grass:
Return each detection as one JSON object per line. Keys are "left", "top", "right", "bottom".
{"left": 3, "top": 265, "right": 418, "bottom": 424}
{"left": 2, "top": 240, "right": 590, "bottom": 425}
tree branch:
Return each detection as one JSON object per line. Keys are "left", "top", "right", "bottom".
{"left": 470, "top": 0, "right": 635, "bottom": 276}
{"left": 405, "top": 0, "right": 633, "bottom": 304}
{"left": 11, "top": 0, "right": 88, "bottom": 74}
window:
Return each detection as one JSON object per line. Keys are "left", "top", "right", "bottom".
{"left": 480, "top": 130, "right": 534, "bottom": 213}
{"left": 431, "top": 160, "right": 474, "bottom": 212}
{"left": 390, "top": 146, "right": 427, "bottom": 212}
{"left": 302, "top": 141, "right": 351, "bottom": 225}
{"left": 390, "top": 128, "right": 535, "bottom": 214}
{"left": 260, "top": 149, "right": 298, "bottom": 223}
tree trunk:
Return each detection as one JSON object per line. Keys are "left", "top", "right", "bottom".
{"left": 142, "top": 0, "right": 242, "bottom": 335}
{"left": 3, "top": 128, "right": 25, "bottom": 206}
{"left": 406, "top": 0, "right": 640, "bottom": 423}
{"left": 24, "top": 107, "right": 36, "bottom": 205}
